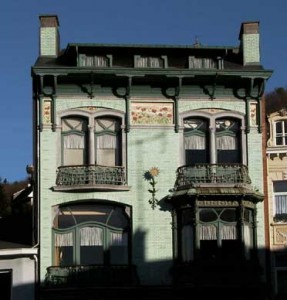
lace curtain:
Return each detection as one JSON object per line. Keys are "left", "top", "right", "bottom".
{"left": 185, "top": 136, "right": 205, "bottom": 150}
{"left": 110, "top": 232, "right": 127, "bottom": 246}
{"left": 96, "top": 135, "right": 117, "bottom": 149}
{"left": 55, "top": 232, "right": 73, "bottom": 247}
{"left": 216, "top": 136, "right": 236, "bottom": 150}
{"left": 199, "top": 224, "right": 237, "bottom": 240}
{"left": 80, "top": 227, "right": 103, "bottom": 246}
{"left": 275, "top": 195, "right": 287, "bottom": 214}
{"left": 64, "top": 134, "right": 85, "bottom": 149}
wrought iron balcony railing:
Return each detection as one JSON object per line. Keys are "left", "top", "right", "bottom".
{"left": 174, "top": 163, "right": 252, "bottom": 190}
{"left": 45, "top": 264, "right": 139, "bottom": 287}
{"left": 55, "top": 165, "right": 127, "bottom": 190}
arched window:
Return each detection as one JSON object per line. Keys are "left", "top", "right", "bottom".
{"left": 62, "top": 117, "right": 88, "bottom": 165}
{"left": 216, "top": 118, "right": 241, "bottom": 163}
{"left": 61, "top": 112, "right": 123, "bottom": 167}
{"left": 52, "top": 202, "right": 131, "bottom": 266}
{"left": 95, "top": 117, "right": 121, "bottom": 166}
{"left": 184, "top": 118, "right": 209, "bottom": 164}
{"left": 183, "top": 115, "right": 242, "bottom": 165}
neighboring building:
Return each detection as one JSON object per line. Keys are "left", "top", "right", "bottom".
{"left": 0, "top": 175, "right": 37, "bottom": 300}
{"left": 0, "top": 241, "right": 37, "bottom": 300}
{"left": 264, "top": 100, "right": 287, "bottom": 299}
{"left": 31, "top": 15, "right": 272, "bottom": 299}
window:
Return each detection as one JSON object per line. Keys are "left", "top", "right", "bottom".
{"left": 135, "top": 56, "right": 165, "bottom": 68}
{"left": 52, "top": 202, "right": 131, "bottom": 266}
{"left": 216, "top": 118, "right": 240, "bottom": 163}
{"left": 177, "top": 206, "right": 254, "bottom": 263}
{"left": 62, "top": 117, "right": 88, "bottom": 165}
{"left": 275, "top": 120, "right": 287, "bottom": 146}
{"left": 189, "top": 56, "right": 216, "bottom": 69}
{"left": 184, "top": 116, "right": 242, "bottom": 165}
{"left": 0, "top": 269, "right": 12, "bottom": 300}
{"left": 184, "top": 118, "right": 209, "bottom": 164}
{"left": 273, "top": 181, "right": 287, "bottom": 222}
{"left": 61, "top": 115, "right": 122, "bottom": 166}
{"left": 198, "top": 208, "right": 239, "bottom": 260}
{"left": 78, "top": 54, "right": 110, "bottom": 67}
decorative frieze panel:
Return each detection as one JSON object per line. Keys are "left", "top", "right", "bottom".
{"left": 131, "top": 102, "right": 173, "bottom": 125}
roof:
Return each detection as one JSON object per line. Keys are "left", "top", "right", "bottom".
{"left": 167, "top": 185, "right": 264, "bottom": 203}
{"left": 0, "top": 240, "right": 37, "bottom": 256}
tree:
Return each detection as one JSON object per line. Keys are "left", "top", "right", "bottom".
{"left": 265, "top": 87, "right": 287, "bottom": 115}
{"left": 0, "top": 178, "right": 29, "bottom": 217}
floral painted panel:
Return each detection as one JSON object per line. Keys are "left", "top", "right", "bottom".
{"left": 131, "top": 102, "right": 173, "bottom": 125}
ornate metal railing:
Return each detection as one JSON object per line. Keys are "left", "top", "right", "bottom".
{"left": 175, "top": 163, "right": 251, "bottom": 189}
{"left": 45, "top": 264, "right": 139, "bottom": 287}
{"left": 56, "top": 165, "right": 126, "bottom": 186}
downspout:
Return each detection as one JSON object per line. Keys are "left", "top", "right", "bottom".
{"left": 52, "top": 75, "right": 58, "bottom": 132}
{"left": 174, "top": 76, "right": 182, "bottom": 133}
{"left": 125, "top": 76, "right": 132, "bottom": 132}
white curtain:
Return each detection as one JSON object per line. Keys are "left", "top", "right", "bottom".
{"left": 80, "top": 227, "right": 103, "bottom": 246}
{"left": 216, "top": 136, "right": 236, "bottom": 150}
{"left": 199, "top": 224, "right": 217, "bottom": 240}
{"left": 96, "top": 135, "right": 117, "bottom": 149}
{"left": 64, "top": 134, "right": 85, "bottom": 149}
{"left": 244, "top": 224, "right": 252, "bottom": 259}
{"left": 185, "top": 135, "right": 205, "bottom": 150}
{"left": 55, "top": 232, "right": 73, "bottom": 247}
{"left": 275, "top": 195, "right": 287, "bottom": 214}
{"left": 110, "top": 232, "right": 127, "bottom": 246}
{"left": 220, "top": 224, "right": 237, "bottom": 240}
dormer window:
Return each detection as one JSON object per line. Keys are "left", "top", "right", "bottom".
{"left": 188, "top": 56, "right": 216, "bottom": 69}
{"left": 275, "top": 120, "right": 287, "bottom": 146}
{"left": 135, "top": 55, "right": 166, "bottom": 68}
{"left": 78, "top": 54, "right": 111, "bottom": 67}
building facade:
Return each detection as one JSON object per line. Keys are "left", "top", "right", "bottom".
{"left": 264, "top": 101, "right": 287, "bottom": 299}
{"left": 31, "top": 15, "right": 272, "bottom": 299}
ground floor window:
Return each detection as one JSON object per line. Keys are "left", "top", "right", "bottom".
{"left": 176, "top": 204, "right": 256, "bottom": 263}
{"left": 52, "top": 201, "right": 131, "bottom": 266}
{"left": 0, "top": 269, "right": 12, "bottom": 300}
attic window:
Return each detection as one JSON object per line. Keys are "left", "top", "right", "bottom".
{"left": 135, "top": 55, "right": 166, "bottom": 68}
{"left": 78, "top": 54, "right": 111, "bottom": 67}
{"left": 188, "top": 56, "right": 216, "bottom": 69}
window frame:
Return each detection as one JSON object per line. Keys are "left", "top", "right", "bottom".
{"left": 57, "top": 108, "right": 126, "bottom": 169}
{"left": 52, "top": 201, "right": 132, "bottom": 266}
{"left": 273, "top": 180, "right": 287, "bottom": 222}
{"left": 175, "top": 205, "right": 255, "bottom": 263}
{"left": 275, "top": 120, "right": 287, "bottom": 146}
{"left": 180, "top": 111, "right": 246, "bottom": 166}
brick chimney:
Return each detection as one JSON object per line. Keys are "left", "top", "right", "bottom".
{"left": 239, "top": 21, "right": 260, "bottom": 66}
{"left": 39, "top": 15, "right": 60, "bottom": 57}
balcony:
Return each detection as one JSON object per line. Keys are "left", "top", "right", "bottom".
{"left": 45, "top": 264, "right": 139, "bottom": 288}
{"left": 53, "top": 165, "right": 130, "bottom": 192}
{"left": 168, "top": 163, "right": 265, "bottom": 203}
{"left": 174, "top": 163, "right": 251, "bottom": 190}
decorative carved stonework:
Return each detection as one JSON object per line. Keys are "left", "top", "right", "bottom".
{"left": 250, "top": 102, "right": 257, "bottom": 126}
{"left": 43, "top": 101, "right": 51, "bottom": 124}
{"left": 274, "top": 225, "right": 287, "bottom": 245}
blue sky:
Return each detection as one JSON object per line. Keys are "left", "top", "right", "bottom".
{"left": 1, "top": 0, "right": 286, "bottom": 182}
